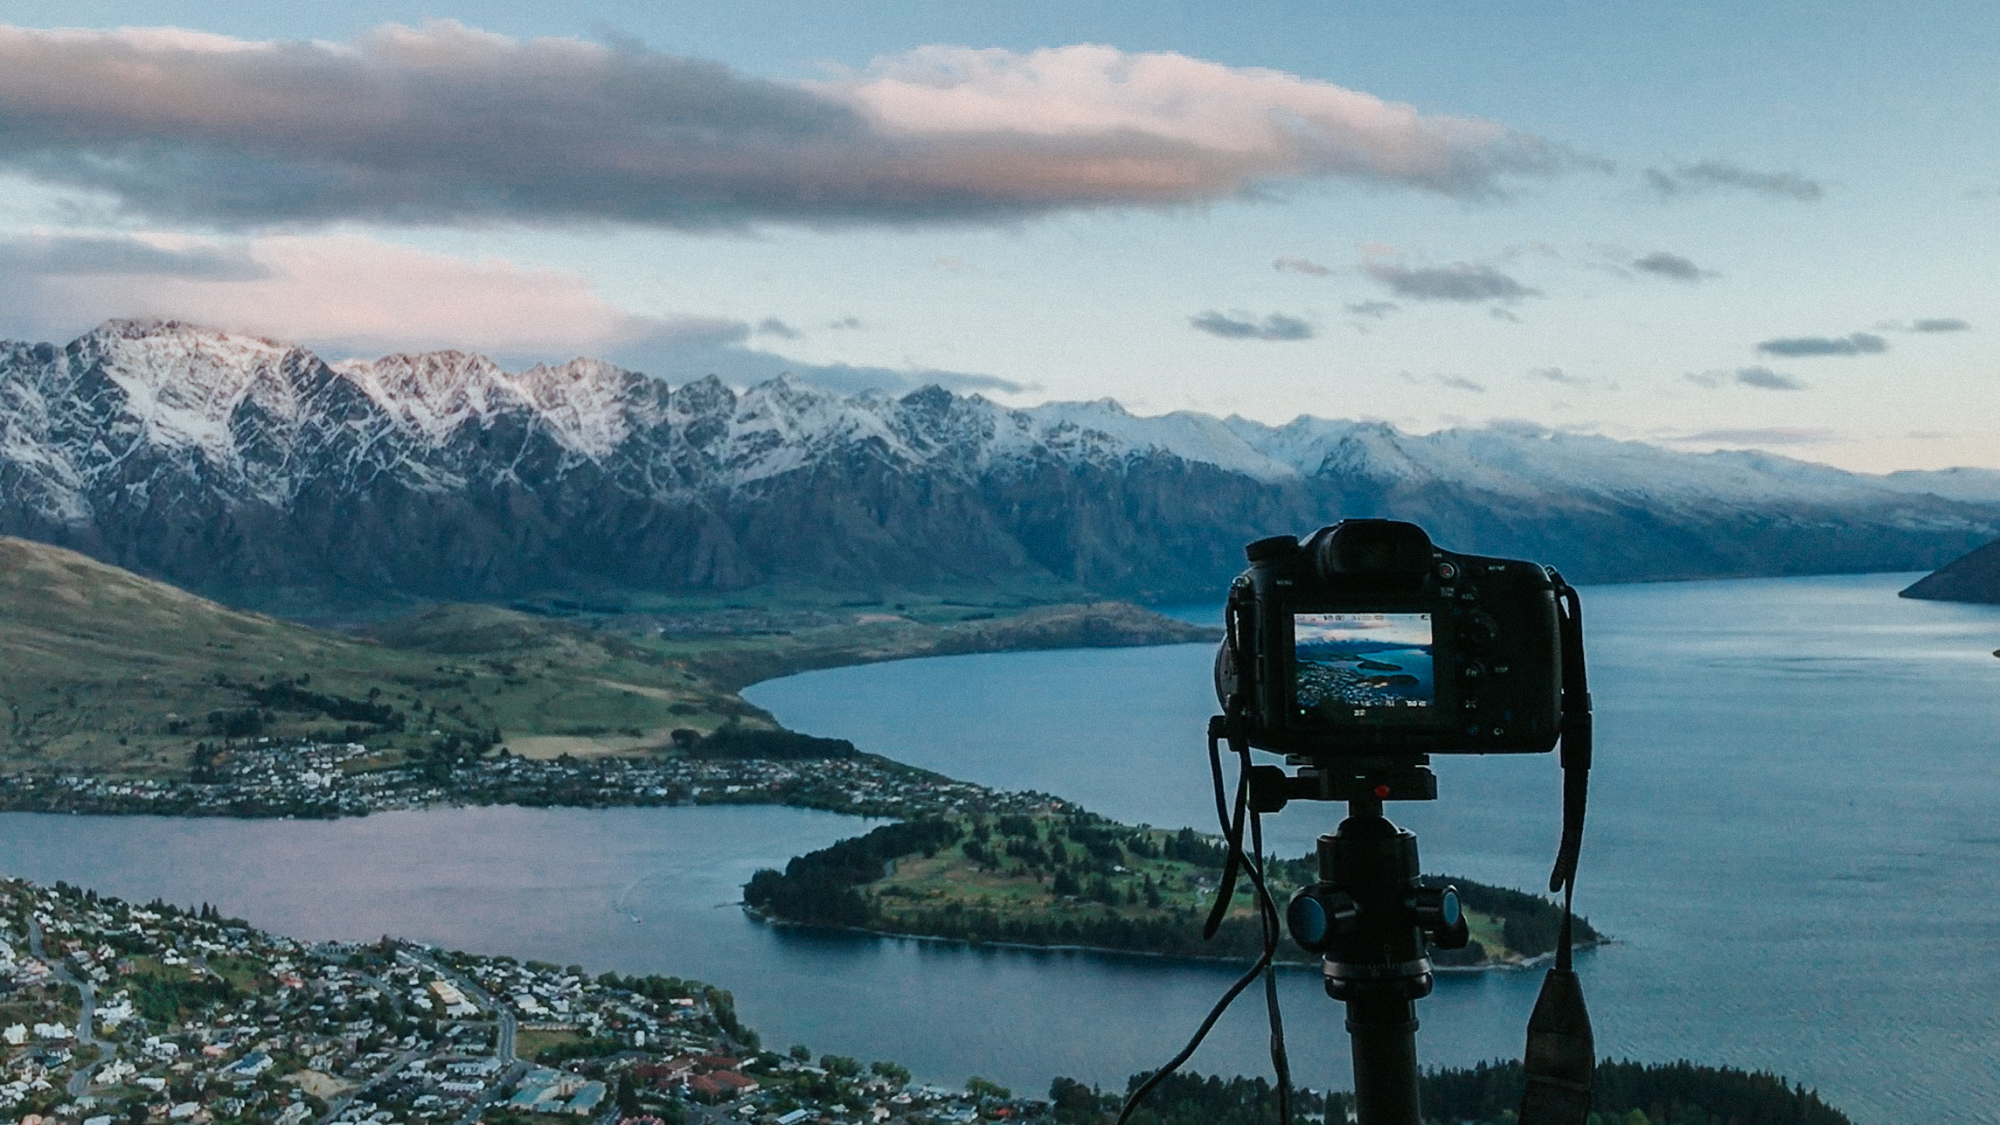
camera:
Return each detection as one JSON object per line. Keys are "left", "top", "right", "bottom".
{"left": 1214, "top": 518, "right": 1563, "bottom": 759}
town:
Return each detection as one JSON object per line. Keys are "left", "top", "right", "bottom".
{"left": 0, "top": 878, "right": 1069, "bottom": 1125}
{"left": 0, "top": 743, "right": 1060, "bottom": 824}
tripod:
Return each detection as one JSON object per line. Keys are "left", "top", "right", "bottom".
{"left": 1249, "top": 758, "right": 1468, "bottom": 1125}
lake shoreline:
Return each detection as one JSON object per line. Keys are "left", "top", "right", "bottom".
{"left": 740, "top": 903, "right": 1598, "bottom": 974}
{"left": 0, "top": 590, "right": 1216, "bottom": 819}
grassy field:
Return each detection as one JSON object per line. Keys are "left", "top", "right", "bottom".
{"left": 512, "top": 1028, "right": 585, "bottom": 1059}
{"left": 0, "top": 537, "right": 1215, "bottom": 781}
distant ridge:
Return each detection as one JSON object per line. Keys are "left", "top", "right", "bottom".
{"left": 1900, "top": 537, "right": 2000, "bottom": 603}
{"left": 5, "top": 318, "right": 2000, "bottom": 609}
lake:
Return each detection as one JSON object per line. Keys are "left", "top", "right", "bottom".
{"left": 3, "top": 573, "right": 1997, "bottom": 1123}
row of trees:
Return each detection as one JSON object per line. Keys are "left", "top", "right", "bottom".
{"left": 1050, "top": 1059, "right": 1852, "bottom": 1125}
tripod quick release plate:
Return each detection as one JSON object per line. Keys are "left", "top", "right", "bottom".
{"left": 1247, "top": 762, "right": 1437, "bottom": 813}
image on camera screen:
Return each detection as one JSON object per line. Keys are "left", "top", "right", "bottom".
{"left": 1293, "top": 612, "right": 1435, "bottom": 721}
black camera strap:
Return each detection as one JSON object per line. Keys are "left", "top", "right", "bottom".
{"left": 1519, "top": 572, "right": 1595, "bottom": 1125}
{"left": 1116, "top": 720, "right": 1287, "bottom": 1125}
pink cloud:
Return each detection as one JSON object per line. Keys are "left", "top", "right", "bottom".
{"left": 0, "top": 22, "right": 1569, "bottom": 230}
{"left": 9, "top": 233, "right": 733, "bottom": 357}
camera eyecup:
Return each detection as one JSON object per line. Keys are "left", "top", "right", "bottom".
{"left": 1245, "top": 535, "right": 1299, "bottom": 563}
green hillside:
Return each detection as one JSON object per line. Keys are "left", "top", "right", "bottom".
{"left": 0, "top": 538, "right": 758, "bottom": 776}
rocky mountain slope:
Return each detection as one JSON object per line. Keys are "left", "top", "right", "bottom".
{"left": 5, "top": 318, "right": 1999, "bottom": 607}
{"left": 1900, "top": 537, "right": 2000, "bottom": 603}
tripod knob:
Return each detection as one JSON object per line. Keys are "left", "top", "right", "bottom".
{"left": 1412, "top": 886, "right": 1471, "bottom": 950}
{"left": 1287, "top": 886, "right": 1358, "bottom": 954}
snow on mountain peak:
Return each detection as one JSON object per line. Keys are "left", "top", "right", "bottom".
{"left": 4, "top": 319, "right": 1999, "bottom": 528}
{"left": 68, "top": 318, "right": 304, "bottom": 464}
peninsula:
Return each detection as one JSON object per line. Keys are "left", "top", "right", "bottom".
{"left": 1901, "top": 534, "right": 2000, "bottom": 604}
{"left": 743, "top": 811, "right": 1600, "bottom": 969}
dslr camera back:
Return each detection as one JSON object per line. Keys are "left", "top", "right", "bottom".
{"left": 1216, "top": 518, "right": 1563, "bottom": 759}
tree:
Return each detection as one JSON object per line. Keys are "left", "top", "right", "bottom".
{"left": 788, "top": 1044, "right": 812, "bottom": 1062}
{"left": 966, "top": 1076, "right": 1012, "bottom": 1101}
{"left": 616, "top": 1077, "right": 640, "bottom": 1115}
{"left": 1050, "top": 1077, "right": 1105, "bottom": 1125}
{"left": 820, "top": 1055, "right": 862, "bottom": 1078}
{"left": 870, "top": 1061, "right": 910, "bottom": 1085}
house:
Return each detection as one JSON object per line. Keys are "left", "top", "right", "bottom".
{"left": 563, "top": 1082, "right": 606, "bottom": 1115}
{"left": 222, "top": 1052, "right": 274, "bottom": 1081}
{"left": 428, "top": 980, "right": 479, "bottom": 1018}
{"left": 631, "top": 1059, "right": 694, "bottom": 1088}
{"left": 709, "top": 1072, "right": 759, "bottom": 1097}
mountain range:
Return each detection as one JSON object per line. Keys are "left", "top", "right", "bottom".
{"left": 5, "top": 318, "right": 2000, "bottom": 608}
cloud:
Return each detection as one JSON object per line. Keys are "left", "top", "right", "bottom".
{"left": 1189, "top": 310, "right": 1315, "bottom": 341}
{"left": 1684, "top": 366, "right": 1806, "bottom": 391}
{"left": 1528, "top": 366, "right": 1618, "bottom": 390}
{"left": 1673, "top": 427, "right": 1835, "bottom": 445}
{"left": 1755, "top": 332, "right": 1887, "bottom": 357}
{"left": 828, "top": 316, "right": 865, "bottom": 330}
{"left": 1402, "top": 371, "right": 1485, "bottom": 393}
{"left": 0, "top": 233, "right": 271, "bottom": 280}
{"left": 1644, "top": 160, "right": 1823, "bottom": 201}
{"left": 0, "top": 230, "right": 1028, "bottom": 396}
{"left": 1344, "top": 300, "right": 1398, "bottom": 318}
{"left": 1629, "top": 251, "right": 1711, "bottom": 281}
{"left": 755, "top": 317, "right": 803, "bottom": 339}
{"left": 0, "top": 23, "right": 1571, "bottom": 231}
{"left": 1273, "top": 256, "right": 1333, "bottom": 277}
{"left": 1360, "top": 259, "right": 1539, "bottom": 302}
{"left": 1910, "top": 317, "right": 1970, "bottom": 333}
{"left": 1732, "top": 365, "right": 1805, "bottom": 390}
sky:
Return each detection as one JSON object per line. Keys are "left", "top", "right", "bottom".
{"left": 0, "top": 1, "right": 1995, "bottom": 473}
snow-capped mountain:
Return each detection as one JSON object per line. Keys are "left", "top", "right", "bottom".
{"left": 3, "top": 319, "right": 1997, "bottom": 606}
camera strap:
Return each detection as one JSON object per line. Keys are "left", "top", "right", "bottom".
{"left": 1116, "top": 719, "right": 1287, "bottom": 1125}
{"left": 1519, "top": 572, "right": 1595, "bottom": 1125}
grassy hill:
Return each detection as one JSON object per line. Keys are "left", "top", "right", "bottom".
{"left": 0, "top": 538, "right": 1215, "bottom": 781}
{"left": 0, "top": 538, "right": 760, "bottom": 776}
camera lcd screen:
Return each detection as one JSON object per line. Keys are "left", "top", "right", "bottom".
{"left": 1292, "top": 612, "right": 1435, "bottom": 722}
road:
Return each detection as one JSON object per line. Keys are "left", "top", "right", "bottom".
{"left": 317, "top": 1048, "right": 427, "bottom": 1125}
{"left": 28, "top": 914, "right": 115, "bottom": 1098}
{"left": 394, "top": 950, "right": 525, "bottom": 1125}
